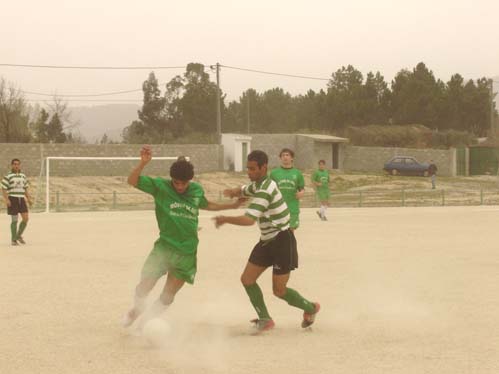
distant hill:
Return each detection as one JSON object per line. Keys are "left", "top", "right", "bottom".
{"left": 69, "top": 104, "right": 140, "bottom": 143}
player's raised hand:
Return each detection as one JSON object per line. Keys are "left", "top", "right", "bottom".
{"left": 140, "top": 145, "right": 152, "bottom": 164}
{"left": 223, "top": 188, "right": 239, "bottom": 198}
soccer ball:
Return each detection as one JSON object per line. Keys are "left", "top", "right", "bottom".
{"left": 142, "top": 318, "right": 171, "bottom": 347}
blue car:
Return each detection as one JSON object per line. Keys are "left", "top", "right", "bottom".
{"left": 383, "top": 156, "right": 430, "bottom": 176}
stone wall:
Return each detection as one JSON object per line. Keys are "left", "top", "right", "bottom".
{"left": 0, "top": 141, "right": 458, "bottom": 177}
{"left": 248, "top": 134, "right": 298, "bottom": 168}
{"left": 342, "top": 145, "right": 456, "bottom": 176}
{"left": 0, "top": 143, "right": 222, "bottom": 177}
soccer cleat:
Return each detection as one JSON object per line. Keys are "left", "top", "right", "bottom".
{"left": 322, "top": 216, "right": 328, "bottom": 221}
{"left": 250, "top": 318, "right": 275, "bottom": 333}
{"left": 17, "top": 237, "right": 26, "bottom": 245}
{"left": 11, "top": 240, "right": 19, "bottom": 246}
{"left": 302, "top": 302, "right": 321, "bottom": 328}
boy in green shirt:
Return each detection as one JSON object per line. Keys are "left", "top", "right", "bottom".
{"left": 123, "top": 146, "right": 243, "bottom": 329}
{"left": 312, "top": 160, "right": 330, "bottom": 221}
{"left": 269, "top": 148, "right": 305, "bottom": 230}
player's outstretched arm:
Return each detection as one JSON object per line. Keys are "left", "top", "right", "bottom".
{"left": 204, "top": 197, "right": 247, "bottom": 211}
{"left": 223, "top": 187, "right": 242, "bottom": 199}
{"left": 128, "top": 145, "right": 152, "bottom": 187}
{"left": 212, "top": 215, "right": 255, "bottom": 228}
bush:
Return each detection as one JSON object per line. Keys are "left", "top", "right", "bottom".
{"left": 345, "top": 125, "right": 476, "bottom": 148}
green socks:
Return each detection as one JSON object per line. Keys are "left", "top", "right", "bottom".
{"left": 244, "top": 283, "right": 271, "bottom": 320}
{"left": 17, "top": 221, "right": 27, "bottom": 238}
{"left": 278, "top": 288, "right": 315, "bottom": 313}
{"left": 10, "top": 222, "right": 18, "bottom": 241}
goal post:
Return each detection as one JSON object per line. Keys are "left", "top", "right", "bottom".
{"left": 44, "top": 156, "right": 188, "bottom": 213}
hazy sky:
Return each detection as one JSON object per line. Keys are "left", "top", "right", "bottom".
{"left": 1, "top": 0, "right": 498, "bottom": 106}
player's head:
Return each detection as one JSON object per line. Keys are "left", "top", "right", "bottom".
{"left": 11, "top": 158, "right": 21, "bottom": 172}
{"left": 247, "top": 150, "right": 268, "bottom": 181}
{"left": 279, "top": 148, "right": 294, "bottom": 167}
{"left": 170, "top": 158, "right": 194, "bottom": 194}
{"left": 318, "top": 160, "right": 326, "bottom": 170}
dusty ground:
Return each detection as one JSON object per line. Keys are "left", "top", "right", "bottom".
{"left": 1, "top": 207, "right": 499, "bottom": 374}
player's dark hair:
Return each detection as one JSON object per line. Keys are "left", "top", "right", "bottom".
{"left": 11, "top": 158, "right": 20, "bottom": 164}
{"left": 170, "top": 159, "right": 194, "bottom": 181}
{"left": 248, "top": 150, "right": 268, "bottom": 168}
{"left": 319, "top": 160, "right": 325, "bottom": 164}
{"left": 279, "top": 148, "right": 294, "bottom": 158}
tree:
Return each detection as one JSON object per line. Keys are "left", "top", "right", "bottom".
{"left": 100, "top": 133, "right": 109, "bottom": 144}
{"left": 0, "top": 78, "right": 32, "bottom": 142}
{"left": 33, "top": 108, "right": 50, "bottom": 142}
{"left": 177, "top": 63, "right": 220, "bottom": 134}
{"left": 138, "top": 71, "right": 168, "bottom": 140}
{"left": 391, "top": 62, "right": 445, "bottom": 128}
{"left": 47, "top": 113, "right": 67, "bottom": 143}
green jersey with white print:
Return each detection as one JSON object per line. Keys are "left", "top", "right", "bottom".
{"left": 136, "top": 176, "right": 208, "bottom": 255}
{"left": 269, "top": 166, "right": 305, "bottom": 215}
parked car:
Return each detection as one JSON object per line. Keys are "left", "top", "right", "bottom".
{"left": 383, "top": 156, "right": 430, "bottom": 176}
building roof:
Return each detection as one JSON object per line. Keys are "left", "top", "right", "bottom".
{"left": 297, "top": 134, "right": 349, "bottom": 143}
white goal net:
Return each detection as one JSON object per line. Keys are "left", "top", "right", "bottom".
{"left": 37, "top": 156, "right": 187, "bottom": 212}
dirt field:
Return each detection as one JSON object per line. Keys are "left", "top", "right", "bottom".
{"left": 1, "top": 207, "right": 499, "bottom": 374}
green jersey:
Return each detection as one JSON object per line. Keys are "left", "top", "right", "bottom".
{"left": 136, "top": 176, "right": 208, "bottom": 255}
{"left": 1, "top": 171, "right": 29, "bottom": 198}
{"left": 312, "top": 169, "right": 330, "bottom": 200}
{"left": 269, "top": 167, "right": 305, "bottom": 214}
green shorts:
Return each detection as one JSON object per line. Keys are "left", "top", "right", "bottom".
{"left": 289, "top": 212, "right": 300, "bottom": 229}
{"left": 316, "top": 189, "right": 330, "bottom": 202}
{"left": 141, "top": 239, "right": 197, "bottom": 284}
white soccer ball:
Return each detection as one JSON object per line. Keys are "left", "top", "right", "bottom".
{"left": 142, "top": 318, "right": 171, "bottom": 347}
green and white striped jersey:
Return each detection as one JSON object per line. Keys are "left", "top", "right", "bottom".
{"left": 242, "top": 176, "right": 290, "bottom": 241}
{"left": 1, "top": 171, "right": 29, "bottom": 197}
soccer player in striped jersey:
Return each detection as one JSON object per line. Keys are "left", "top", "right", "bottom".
{"left": 123, "top": 146, "right": 244, "bottom": 329}
{"left": 2, "top": 159, "right": 33, "bottom": 246}
{"left": 214, "top": 150, "right": 320, "bottom": 333}
{"left": 269, "top": 148, "right": 305, "bottom": 230}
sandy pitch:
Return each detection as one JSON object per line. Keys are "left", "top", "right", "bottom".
{"left": 2, "top": 207, "right": 499, "bottom": 374}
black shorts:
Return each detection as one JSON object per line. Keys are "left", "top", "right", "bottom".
{"left": 7, "top": 196, "right": 28, "bottom": 215}
{"left": 249, "top": 229, "right": 298, "bottom": 275}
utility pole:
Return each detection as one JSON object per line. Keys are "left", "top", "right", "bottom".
{"left": 246, "top": 89, "right": 250, "bottom": 134}
{"left": 490, "top": 79, "right": 495, "bottom": 138}
{"left": 215, "top": 62, "right": 221, "bottom": 144}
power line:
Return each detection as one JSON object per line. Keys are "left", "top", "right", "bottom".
{"left": 21, "top": 87, "right": 143, "bottom": 97}
{"left": 221, "top": 64, "right": 330, "bottom": 81}
{"left": 0, "top": 63, "right": 186, "bottom": 70}
{"left": 25, "top": 99, "right": 141, "bottom": 103}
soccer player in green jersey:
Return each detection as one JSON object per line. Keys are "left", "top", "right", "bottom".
{"left": 123, "top": 146, "right": 243, "bottom": 328}
{"left": 2, "top": 159, "right": 33, "bottom": 246}
{"left": 213, "top": 150, "right": 320, "bottom": 333}
{"left": 312, "top": 160, "right": 330, "bottom": 221}
{"left": 269, "top": 148, "right": 305, "bottom": 230}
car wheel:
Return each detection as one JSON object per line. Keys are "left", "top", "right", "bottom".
{"left": 391, "top": 169, "right": 398, "bottom": 176}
